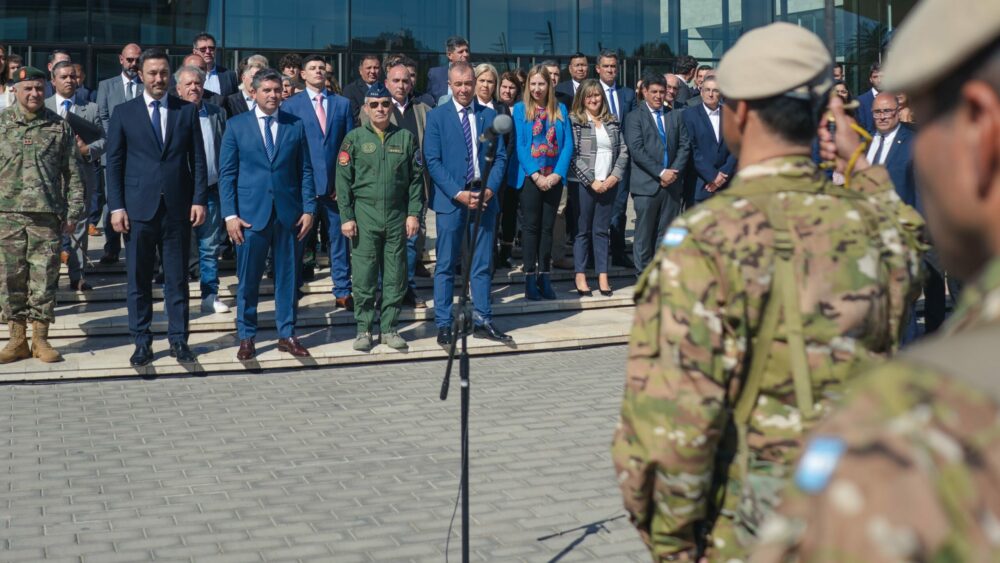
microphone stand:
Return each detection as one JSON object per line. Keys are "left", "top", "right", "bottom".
{"left": 439, "top": 132, "right": 502, "bottom": 563}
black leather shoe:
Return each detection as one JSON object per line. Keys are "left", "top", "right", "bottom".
{"left": 130, "top": 343, "right": 153, "bottom": 367}
{"left": 98, "top": 253, "right": 119, "bottom": 265}
{"left": 169, "top": 341, "right": 197, "bottom": 364}
{"left": 473, "top": 321, "right": 512, "bottom": 343}
{"left": 437, "top": 327, "right": 453, "bottom": 346}
{"left": 301, "top": 266, "right": 316, "bottom": 281}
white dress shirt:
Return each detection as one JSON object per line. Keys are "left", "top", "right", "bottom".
{"left": 198, "top": 105, "right": 219, "bottom": 186}
{"left": 866, "top": 124, "right": 900, "bottom": 166}
{"left": 54, "top": 93, "right": 75, "bottom": 117}
{"left": 204, "top": 66, "right": 221, "bottom": 97}
{"left": 704, "top": 103, "right": 721, "bottom": 143}
{"left": 601, "top": 80, "right": 621, "bottom": 117}
{"left": 392, "top": 97, "right": 409, "bottom": 114}
{"left": 121, "top": 73, "right": 139, "bottom": 99}
{"left": 142, "top": 91, "right": 168, "bottom": 145}
{"left": 476, "top": 97, "right": 494, "bottom": 111}
{"left": 572, "top": 79, "right": 580, "bottom": 95}
{"left": 453, "top": 98, "right": 480, "bottom": 181}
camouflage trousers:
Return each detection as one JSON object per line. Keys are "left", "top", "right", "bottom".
{"left": 705, "top": 458, "right": 790, "bottom": 562}
{"left": 0, "top": 212, "right": 62, "bottom": 323}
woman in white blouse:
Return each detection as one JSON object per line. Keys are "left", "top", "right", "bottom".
{"left": 568, "top": 79, "right": 630, "bottom": 296}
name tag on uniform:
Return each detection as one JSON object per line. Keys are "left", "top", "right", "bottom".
{"left": 386, "top": 146, "right": 403, "bottom": 154}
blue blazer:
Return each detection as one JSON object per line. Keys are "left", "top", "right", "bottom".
{"left": 424, "top": 101, "right": 508, "bottom": 215}
{"left": 105, "top": 94, "right": 208, "bottom": 222}
{"left": 280, "top": 89, "right": 353, "bottom": 198}
{"left": 882, "top": 124, "right": 917, "bottom": 208}
{"left": 511, "top": 102, "right": 573, "bottom": 189}
{"left": 218, "top": 110, "right": 316, "bottom": 231}
{"left": 682, "top": 104, "right": 737, "bottom": 201}
{"left": 427, "top": 66, "right": 449, "bottom": 104}
{"left": 856, "top": 89, "right": 876, "bottom": 134}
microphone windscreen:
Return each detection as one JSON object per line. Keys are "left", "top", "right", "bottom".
{"left": 492, "top": 114, "right": 513, "bottom": 135}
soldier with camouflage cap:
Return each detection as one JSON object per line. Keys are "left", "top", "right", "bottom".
{"left": 610, "top": 22, "right": 926, "bottom": 561}
{"left": 751, "top": 2, "right": 1000, "bottom": 561}
{"left": 0, "top": 67, "right": 86, "bottom": 363}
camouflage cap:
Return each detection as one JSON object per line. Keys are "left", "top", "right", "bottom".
{"left": 883, "top": 0, "right": 1000, "bottom": 93}
{"left": 716, "top": 22, "right": 832, "bottom": 101}
{"left": 11, "top": 66, "right": 47, "bottom": 84}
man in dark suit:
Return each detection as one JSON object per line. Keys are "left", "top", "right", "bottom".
{"left": 681, "top": 75, "right": 736, "bottom": 203}
{"left": 282, "top": 54, "right": 354, "bottom": 309}
{"left": 855, "top": 62, "right": 882, "bottom": 134}
{"left": 624, "top": 73, "right": 691, "bottom": 273}
{"left": 427, "top": 35, "right": 470, "bottom": 104}
{"left": 555, "top": 52, "right": 589, "bottom": 109}
{"left": 223, "top": 59, "right": 264, "bottom": 118}
{"left": 597, "top": 49, "right": 638, "bottom": 269}
{"left": 43, "top": 49, "right": 71, "bottom": 99}
{"left": 178, "top": 54, "right": 226, "bottom": 109}
{"left": 46, "top": 61, "right": 105, "bottom": 292}
{"left": 192, "top": 33, "right": 238, "bottom": 98}
{"left": 174, "top": 64, "right": 231, "bottom": 316}
{"left": 341, "top": 54, "right": 382, "bottom": 126}
{"left": 424, "top": 62, "right": 510, "bottom": 346}
{"left": 95, "top": 43, "right": 143, "bottom": 265}
{"left": 672, "top": 55, "right": 698, "bottom": 106}
{"left": 220, "top": 69, "right": 315, "bottom": 361}
{"left": 73, "top": 64, "right": 97, "bottom": 103}
{"left": 105, "top": 48, "right": 208, "bottom": 367}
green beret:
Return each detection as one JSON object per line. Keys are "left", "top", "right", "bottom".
{"left": 884, "top": 0, "right": 1000, "bottom": 93}
{"left": 11, "top": 66, "right": 47, "bottom": 85}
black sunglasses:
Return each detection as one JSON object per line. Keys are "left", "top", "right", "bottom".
{"left": 367, "top": 100, "right": 392, "bottom": 109}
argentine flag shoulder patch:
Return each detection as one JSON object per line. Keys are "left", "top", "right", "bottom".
{"left": 661, "top": 227, "right": 688, "bottom": 248}
{"left": 794, "top": 436, "right": 847, "bottom": 494}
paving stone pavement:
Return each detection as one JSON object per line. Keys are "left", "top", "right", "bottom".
{"left": 0, "top": 346, "right": 648, "bottom": 562}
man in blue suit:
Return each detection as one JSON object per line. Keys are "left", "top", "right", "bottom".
{"left": 219, "top": 69, "right": 316, "bottom": 361}
{"left": 424, "top": 62, "right": 510, "bottom": 346}
{"left": 427, "top": 35, "right": 470, "bottom": 105}
{"left": 596, "top": 50, "right": 638, "bottom": 269}
{"left": 855, "top": 62, "right": 882, "bottom": 134}
{"left": 869, "top": 92, "right": 917, "bottom": 206}
{"left": 106, "top": 48, "right": 208, "bottom": 367}
{"left": 281, "top": 55, "right": 355, "bottom": 308}
{"left": 681, "top": 76, "right": 737, "bottom": 203}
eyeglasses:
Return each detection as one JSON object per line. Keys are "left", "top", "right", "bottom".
{"left": 367, "top": 100, "right": 392, "bottom": 109}
{"left": 195, "top": 46, "right": 216, "bottom": 53}
{"left": 872, "top": 109, "right": 898, "bottom": 116}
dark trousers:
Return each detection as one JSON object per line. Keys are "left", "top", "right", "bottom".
{"left": 498, "top": 183, "right": 520, "bottom": 249}
{"left": 574, "top": 184, "right": 616, "bottom": 274}
{"left": 924, "top": 264, "right": 948, "bottom": 334}
{"left": 609, "top": 172, "right": 631, "bottom": 259}
{"left": 88, "top": 167, "right": 106, "bottom": 226}
{"left": 632, "top": 186, "right": 684, "bottom": 273}
{"left": 125, "top": 199, "right": 191, "bottom": 346}
{"left": 519, "top": 177, "right": 563, "bottom": 273}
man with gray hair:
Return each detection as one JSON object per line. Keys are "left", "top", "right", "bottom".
{"left": 175, "top": 64, "right": 230, "bottom": 315}
{"left": 179, "top": 54, "right": 225, "bottom": 108}
{"left": 223, "top": 58, "right": 265, "bottom": 117}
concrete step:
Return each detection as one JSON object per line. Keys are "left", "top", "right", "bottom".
{"left": 0, "top": 306, "right": 634, "bottom": 381}
{"left": 23, "top": 278, "right": 636, "bottom": 338}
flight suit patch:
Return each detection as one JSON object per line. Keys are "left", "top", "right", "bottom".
{"left": 386, "top": 145, "right": 403, "bottom": 154}
{"left": 338, "top": 151, "right": 350, "bottom": 166}
{"left": 361, "top": 143, "right": 377, "bottom": 154}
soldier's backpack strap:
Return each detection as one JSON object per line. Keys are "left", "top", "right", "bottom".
{"left": 901, "top": 322, "right": 1000, "bottom": 403}
{"left": 731, "top": 195, "right": 816, "bottom": 480}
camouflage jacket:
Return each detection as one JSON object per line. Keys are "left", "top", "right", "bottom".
{"left": 611, "top": 156, "right": 926, "bottom": 561}
{"left": 0, "top": 103, "right": 85, "bottom": 222}
{"left": 751, "top": 258, "right": 1000, "bottom": 563}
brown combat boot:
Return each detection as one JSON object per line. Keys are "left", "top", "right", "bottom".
{"left": 0, "top": 320, "right": 31, "bottom": 363}
{"left": 31, "top": 321, "right": 62, "bottom": 363}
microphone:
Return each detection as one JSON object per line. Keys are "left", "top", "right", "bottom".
{"left": 478, "top": 114, "right": 513, "bottom": 143}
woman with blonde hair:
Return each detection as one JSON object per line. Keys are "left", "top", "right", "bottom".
{"left": 569, "top": 79, "right": 629, "bottom": 296}
{"left": 473, "top": 63, "right": 500, "bottom": 110}
{"left": 512, "top": 65, "right": 574, "bottom": 300}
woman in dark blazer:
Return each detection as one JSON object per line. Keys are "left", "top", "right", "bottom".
{"left": 569, "top": 79, "right": 629, "bottom": 296}
{"left": 496, "top": 70, "right": 523, "bottom": 269}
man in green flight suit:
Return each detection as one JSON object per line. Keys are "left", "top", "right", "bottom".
{"left": 610, "top": 23, "right": 927, "bottom": 562}
{"left": 0, "top": 66, "right": 86, "bottom": 364}
{"left": 336, "top": 82, "right": 423, "bottom": 352}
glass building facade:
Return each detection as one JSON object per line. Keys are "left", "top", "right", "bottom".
{"left": 3, "top": 0, "right": 914, "bottom": 95}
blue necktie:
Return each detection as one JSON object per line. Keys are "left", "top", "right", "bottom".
{"left": 61, "top": 100, "right": 72, "bottom": 116}
{"left": 460, "top": 107, "right": 475, "bottom": 184}
{"left": 607, "top": 87, "right": 619, "bottom": 119}
{"left": 150, "top": 100, "right": 163, "bottom": 149}
{"left": 263, "top": 115, "right": 275, "bottom": 161}
{"left": 655, "top": 109, "right": 669, "bottom": 168}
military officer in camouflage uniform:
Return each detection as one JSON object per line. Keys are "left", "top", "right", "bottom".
{"left": 751, "top": 2, "right": 1000, "bottom": 562}
{"left": 0, "top": 67, "right": 86, "bottom": 364}
{"left": 335, "top": 83, "right": 423, "bottom": 352}
{"left": 610, "top": 23, "right": 927, "bottom": 562}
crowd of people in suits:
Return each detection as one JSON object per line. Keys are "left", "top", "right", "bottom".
{"left": 1, "top": 30, "right": 931, "bottom": 365}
